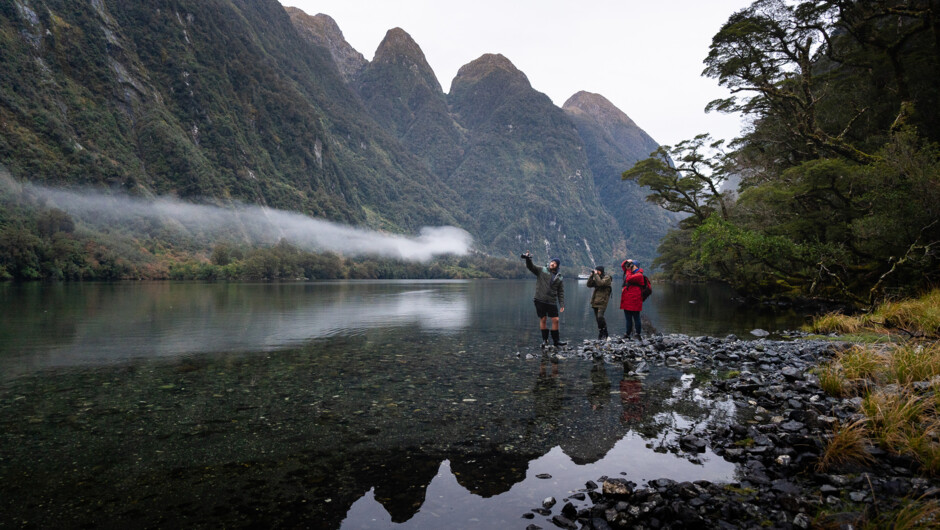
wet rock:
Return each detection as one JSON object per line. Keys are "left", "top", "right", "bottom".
{"left": 542, "top": 496, "right": 556, "bottom": 509}
{"left": 781, "top": 420, "right": 805, "bottom": 432}
{"left": 551, "top": 514, "right": 577, "bottom": 529}
{"left": 561, "top": 502, "right": 578, "bottom": 519}
{"left": 679, "top": 434, "right": 707, "bottom": 453}
{"left": 601, "top": 479, "right": 634, "bottom": 498}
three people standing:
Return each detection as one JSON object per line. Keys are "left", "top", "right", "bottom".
{"left": 522, "top": 252, "right": 647, "bottom": 346}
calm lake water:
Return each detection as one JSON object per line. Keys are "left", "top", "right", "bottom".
{"left": 0, "top": 280, "right": 809, "bottom": 529}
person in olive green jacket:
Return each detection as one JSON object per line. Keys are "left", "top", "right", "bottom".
{"left": 586, "top": 266, "right": 612, "bottom": 340}
{"left": 521, "top": 251, "right": 566, "bottom": 348}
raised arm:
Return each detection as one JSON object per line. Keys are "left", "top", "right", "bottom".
{"left": 524, "top": 255, "right": 540, "bottom": 276}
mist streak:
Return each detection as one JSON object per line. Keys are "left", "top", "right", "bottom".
{"left": 3, "top": 178, "right": 472, "bottom": 261}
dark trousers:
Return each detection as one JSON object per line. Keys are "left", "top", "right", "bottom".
{"left": 624, "top": 310, "right": 641, "bottom": 337}
{"left": 593, "top": 307, "right": 607, "bottom": 330}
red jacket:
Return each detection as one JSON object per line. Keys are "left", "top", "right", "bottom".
{"left": 619, "top": 261, "right": 645, "bottom": 311}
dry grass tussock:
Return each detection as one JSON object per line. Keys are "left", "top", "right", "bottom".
{"left": 814, "top": 291, "right": 940, "bottom": 477}
{"left": 817, "top": 419, "right": 874, "bottom": 472}
{"left": 806, "top": 289, "right": 940, "bottom": 339}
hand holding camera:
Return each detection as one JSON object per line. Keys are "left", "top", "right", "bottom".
{"left": 520, "top": 251, "right": 532, "bottom": 260}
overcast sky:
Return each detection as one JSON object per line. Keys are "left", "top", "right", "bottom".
{"left": 280, "top": 0, "right": 755, "bottom": 147}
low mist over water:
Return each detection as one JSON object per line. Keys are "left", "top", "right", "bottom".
{"left": 1, "top": 175, "right": 472, "bottom": 261}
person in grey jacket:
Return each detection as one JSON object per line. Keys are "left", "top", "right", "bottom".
{"left": 521, "top": 251, "right": 566, "bottom": 348}
{"left": 586, "top": 266, "right": 612, "bottom": 340}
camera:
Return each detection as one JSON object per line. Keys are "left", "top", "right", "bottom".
{"left": 520, "top": 252, "right": 531, "bottom": 260}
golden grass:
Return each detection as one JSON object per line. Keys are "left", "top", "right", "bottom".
{"left": 862, "top": 390, "right": 929, "bottom": 448}
{"left": 816, "top": 361, "right": 848, "bottom": 397}
{"left": 888, "top": 342, "right": 940, "bottom": 385}
{"left": 806, "top": 311, "right": 867, "bottom": 335}
{"left": 874, "top": 289, "right": 940, "bottom": 338}
{"left": 840, "top": 345, "right": 885, "bottom": 381}
{"left": 817, "top": 419, "right": 875, "bottom": 472}
{"left": 809, "top": 292, "right": 940, "bottom": 478}
{"left": 807, "top": 289, "right": 940, "bottom": 339}
{"left": 881, "top": 497, "right": 940, "bottom": 530}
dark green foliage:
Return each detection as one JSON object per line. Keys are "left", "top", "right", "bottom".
{"left": 0, "top": 0, "right": 463, "bottom": 233}
{"left": 632, "top": 0, "right": 940, "bottom": 305}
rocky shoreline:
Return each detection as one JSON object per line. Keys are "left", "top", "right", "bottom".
{"left": 522, "top": 333, "right": 940, "bottom": 529}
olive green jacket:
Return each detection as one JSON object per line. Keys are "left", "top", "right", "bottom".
{"left": 586, "top": 272, "right": 612, "bottom": 309}
{"left": 525, "top": 256, "right": 565, "bottom": 308}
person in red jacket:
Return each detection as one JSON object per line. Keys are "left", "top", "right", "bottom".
{"left": 620, "top": 259, "right": 645, "bottom": 339}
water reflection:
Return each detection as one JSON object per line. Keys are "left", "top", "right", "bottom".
{"left": 0, "top": 280, "right": 804, "bottom": 528}
{"left": 0, "top": 282, "right": 471, "bottom": 374}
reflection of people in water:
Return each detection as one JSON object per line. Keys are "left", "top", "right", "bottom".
{"left": 620, "top": 372, "right": 645, "bottom": 424}
{"left": 531, "top": 356, "right": 563, "bottom": 436}
{"left": 588, "top": 359, "right": 610, "bottom": 411}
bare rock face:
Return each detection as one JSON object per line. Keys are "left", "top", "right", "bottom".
{"left": 286, "top": 8, "right": 366, "bottom": 83}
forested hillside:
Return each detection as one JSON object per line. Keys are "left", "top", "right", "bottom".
{"left": 0, "top": 0, "right": 671, "bottom": 280}
{"left": 625, "top": 0, "right": 940, "bottom": 305}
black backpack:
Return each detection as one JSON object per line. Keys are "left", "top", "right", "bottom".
{"left": 640, "top": 275, "right": 652, "bottom": 301}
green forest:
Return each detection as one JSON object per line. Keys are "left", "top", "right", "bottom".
{"left": 625, "top": 0, "right": 940, "bottom": 307}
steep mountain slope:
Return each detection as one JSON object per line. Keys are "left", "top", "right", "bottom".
{"left": 285, "top": 10, "right": 366, "bottom": 84}
{"left": 355, "top": 28, "right": 464, "bottom": 179}
{"left": 563, "top": 91, "right": 676, "bottom": 265}
{"left": 447, "top": 54, "right": 623, "bottom": 265}
{"left": 0, "top": 0, "right": 463, "bottom": 232}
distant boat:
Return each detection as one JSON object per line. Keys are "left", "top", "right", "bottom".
{"left": 577, "top": 273, "right": 591, "bottom": 280}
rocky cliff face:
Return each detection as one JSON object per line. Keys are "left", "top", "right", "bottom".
{"left": 286, "top": 9, "right": 366, "bottom": 84}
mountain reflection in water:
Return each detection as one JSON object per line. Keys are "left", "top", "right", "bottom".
{"left": 0, "top": 281, "right": 805, "bottom": 528}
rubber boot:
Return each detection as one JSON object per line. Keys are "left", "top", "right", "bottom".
{"left": 541, "top": 329, "right": 550, "bottom": 348}
{"left": 551, "top": 330, "right": 566, "bottom": 347}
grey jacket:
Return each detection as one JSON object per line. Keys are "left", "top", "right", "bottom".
{"left": 586, "top": 272, "right": 612, "bottom": 309}
{"left": 525, "top": 256, "right": 565, "bottom": 308}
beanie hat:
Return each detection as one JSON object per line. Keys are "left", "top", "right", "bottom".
{"left": 550, "top": 258, "right": 561, "bottom": 266}
{"left": 596, "top": 266, "right": 605, "bottom": 274}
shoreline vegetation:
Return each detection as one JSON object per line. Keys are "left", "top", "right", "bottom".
{"left": 809, "top": 290, "right": 940, "bottom": 526}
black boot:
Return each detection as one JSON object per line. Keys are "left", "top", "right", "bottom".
{"left": 600, "top": 327, "right": 609, "bottom": 340}
{"left": 540, "top": 329, "right": 550, "bottom": 348}
{"left": 551, "top": 330, "right": 566, "bottom": 347}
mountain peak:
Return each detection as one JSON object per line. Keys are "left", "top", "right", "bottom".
{"left": 286, "top": 8, "right": 366, "bottom": 83}
{"left": 453, "top": 54, "right": 530, "bottom": 87}
{"left": 563, "top": 91, "right": 639, "bottom": 130}
{"left": 373, "top": 28, "right": 424, "bottom": 62}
